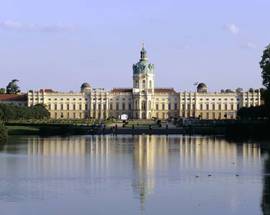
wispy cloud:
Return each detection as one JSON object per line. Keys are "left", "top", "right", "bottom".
{"left": 0, "top": 20, "right": 76, "bottom": 32}
{"left": 241, "top": 42, "right": 257, "bottom": 50}
{"left": 224, "top": 24, "right": 240, "bottom": 35}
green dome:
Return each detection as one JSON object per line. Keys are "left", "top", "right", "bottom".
{"left": 133, "top": 46, "right": 154, "bottom": 74}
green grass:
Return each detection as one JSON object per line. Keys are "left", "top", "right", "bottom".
{"left": 7, "top": 126, "right": 40, "bottom": 135}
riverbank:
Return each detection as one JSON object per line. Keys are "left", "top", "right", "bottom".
{"left": 4, "top": 120, "right": 270, "bottom": 139}
{"left": 0, "top": 123, "right": 7, "bottom": 144}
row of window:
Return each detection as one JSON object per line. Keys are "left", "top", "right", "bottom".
{"left": 48, "top": 103, "right": 87, "bottom": 111}
{"left": 30, "top": 97, "right": 86, "bottom": 102}
{"left": 180, "top": 97, "right": 259, "bottom": 102}
{"left": 181, "top": 97, "right": 238, "bottom": 102}
{"left": 135, "top": 79, "right": 153, "bottom": 88}
{"left": 181, "top": 103, "right": 238, "bottom": 111}
{"left": 53, "top": 112, "right": 85, "bottom": 119}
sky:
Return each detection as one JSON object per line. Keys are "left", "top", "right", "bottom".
{"left": 0, "top": 0, "right": 269, "bottom": 92}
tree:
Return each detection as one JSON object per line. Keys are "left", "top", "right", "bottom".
{"left": 6, "top": 79, "right": 20, "bottom": 94}
{"left": 237, "top": 106, "right": 268, "bottom": 120}
{"left": 260, "top": 44, "right": 270, "bottom": 108}
{"left": 0, "top": 104, "right": 50, "bottom": 122}
{"left": 260, "top": 44, "right": 270, "bottom": 90}
{"left": 0, "top": 88, "right": 5, "bottom": 94}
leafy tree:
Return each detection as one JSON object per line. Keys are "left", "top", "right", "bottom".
{"left": 6, "top": 79, "right": 20, "bottom": 94}
{"left": 0, "top": 88, "right": 5, "bottom": 94}
{"left": 0, "top": 104, "right": 50, "bottom": 122}
{"left": 238, "top": 106, "right": 268, "bottom": 120}
{"left": 260, "top": 44, "right": 270, "bottom": 108}
{"left": 261, "top": 44, "right": 270, "bottom": 90}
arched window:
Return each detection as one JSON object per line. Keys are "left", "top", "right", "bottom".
{"left": 149, "top": 80, "right": 152, "bottom": 88}
{"left": 142, "top": 80, "right": 146, "bottom": 88}
{"left": 142, "top": 101, "right": 146, "bottom": 110}
{"left": 136, "top": 80, "right": 139, "bottom": 88}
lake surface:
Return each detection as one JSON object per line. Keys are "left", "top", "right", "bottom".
{"left": 0, "top": 135, "right": 269, "bottom": 215}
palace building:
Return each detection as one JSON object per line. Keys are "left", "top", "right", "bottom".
{"left": 2, "top": 46, "right": 261, "bottom": 120}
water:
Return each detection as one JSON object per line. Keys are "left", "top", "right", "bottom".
{"left": 0, "top": 135, "right": 269, "bottom": 215}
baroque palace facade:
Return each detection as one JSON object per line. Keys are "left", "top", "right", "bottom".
{"left": 1, "top": 47, "right": 261, "bottom": 120}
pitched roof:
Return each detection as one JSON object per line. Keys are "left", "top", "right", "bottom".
{"left": 154, "top": 88, "right": 177, "bottom": 94}
{"left": 0, "top": 94, "right": 27, "bottom": 101}
{"left": 111, "top": 88, "right": 133, "bottom": 93}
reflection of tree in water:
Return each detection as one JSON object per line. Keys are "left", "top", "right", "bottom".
{"left": 262, "top": 150, "right": 270, "bottom": 215}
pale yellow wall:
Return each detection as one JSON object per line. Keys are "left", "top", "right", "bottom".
{"left": 179, "top": 91, "right": 261, "bottom": 120}
{"left": 28, "top": 91, "right": 87, "bottom": 119}
{"left": 27, "top": 88, "right": 261, "bottom": 120}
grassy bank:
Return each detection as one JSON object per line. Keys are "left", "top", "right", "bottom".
{"left": 7, "top": 125, "right": 40, "bottom": 135}
{"left": 0, "top": 123, "right": 8, "bottom": 144}
{"left": 4, "top": 119, "right": 270, "bottom": 138}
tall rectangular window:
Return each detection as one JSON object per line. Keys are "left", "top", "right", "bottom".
{"left": 200, "top": 104, "right": 203, "bottom": 110}
{"left": 182, "top": 104, "right": 185, "bottom": 110}
{"left": 142, "top": 101, "right": 146, "bottom": 110}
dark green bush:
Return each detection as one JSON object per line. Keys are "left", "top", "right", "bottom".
{"left": 0, "top": 104, "right": 50, "bottom": 122}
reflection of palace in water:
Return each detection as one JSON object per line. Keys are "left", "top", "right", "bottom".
{"left": 26, "top": 135, "right": 262, "bottom": 212}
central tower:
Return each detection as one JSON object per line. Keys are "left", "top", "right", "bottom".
{"left": 132, "top": 45, "right": 155, "bottom": 93}
{"left": 132, "top": 45, "right": 155, "bottom": 119}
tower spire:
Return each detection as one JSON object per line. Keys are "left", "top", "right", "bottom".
{"left": 140, "top": 43, "right": 147, "bottom": 61}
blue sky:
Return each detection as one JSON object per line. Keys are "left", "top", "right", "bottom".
{"left": 0, "top": 0, "right": 269, "bottom": 92}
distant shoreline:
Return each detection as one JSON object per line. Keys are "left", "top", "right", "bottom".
{"left": 4, "top": 120, "right": 270, "bottom": 139}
